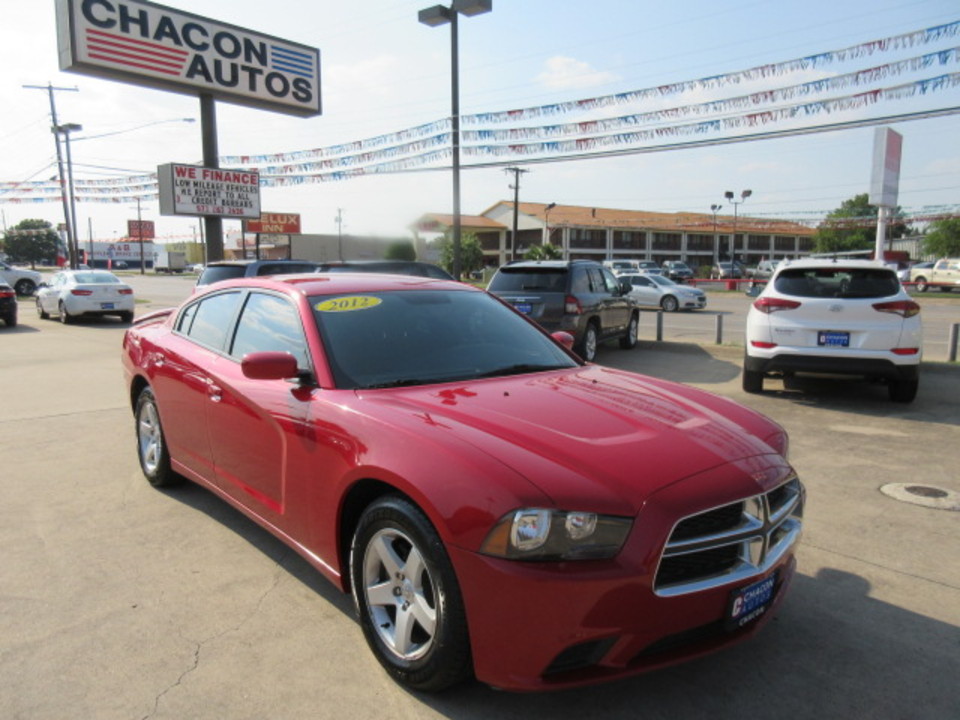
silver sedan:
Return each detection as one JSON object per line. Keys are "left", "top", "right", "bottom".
{"left": 621, "top": 273, "right": 707, "bottom": 312}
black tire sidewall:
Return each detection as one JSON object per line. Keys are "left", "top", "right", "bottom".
{"left": 135, "top": 387, "right": 178, "bottom": 487}
{"left": 350, "top": 496, "right": 471, "bottom": 692}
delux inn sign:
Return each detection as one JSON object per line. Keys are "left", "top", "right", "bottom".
{"left": 56, "top": 0, "right": 322, "bottom": 117}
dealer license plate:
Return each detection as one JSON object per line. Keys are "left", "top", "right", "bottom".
{"left": 101, "top": 303, "right": 115, "bottom": 310}
{"left": 818, "top": 331, "right": 849, "bottom": 347}
{"left": 513, "top": 302, "right": 532, "bottom": 315}
{"left": 726, "top": 573, "right": 776, "bottom": 630}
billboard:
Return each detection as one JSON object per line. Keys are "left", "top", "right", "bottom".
{"left": 127, "top": 219, "right": 155, "bottom": 238}
{"left": 157, "top": 163, "right": 261, "bottom": 219}
{"left": 869, "top": 127, "right": 902, "bottom": 208}
{"left": 56, "top": 0, "right": 321, "bottom": 117}
{"left": 245, "top": 212, "right": 301, "bottom": 234}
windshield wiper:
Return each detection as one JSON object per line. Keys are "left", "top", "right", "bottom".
{"left": 474, "top": 363, "right": 565, "bottom": 379}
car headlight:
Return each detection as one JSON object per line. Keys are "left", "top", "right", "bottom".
{"left": 480, "top": 509, "right": 633, "bottom": 561}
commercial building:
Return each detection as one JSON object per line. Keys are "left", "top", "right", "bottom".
{"left": 415, "top": 201, "right": 816, "bottom": 270}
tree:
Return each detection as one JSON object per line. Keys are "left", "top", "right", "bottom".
{"left": 438, "top": 232, "right": 484, "bottom": 277}
{"left": 385, "top": 239, "right": 417, "bottom": 261}
{"left": 922, "top": 217, "right": 960, "bottom": 257}
{"left": 2, "top": 219, "right": 60, "bottom": 267}
{"left": 814, "top": 194, "right": 910, "bottom": 254}
{"left": 524, "top": 243, "right": 562, "bottom": 260}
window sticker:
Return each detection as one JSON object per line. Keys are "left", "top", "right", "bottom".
{"left": 315, "top": 296, "right": 382, "bottom": 313}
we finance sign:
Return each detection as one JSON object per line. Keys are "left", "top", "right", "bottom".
{"left": 56, "top": 0, "right": 321, "bottom": 117}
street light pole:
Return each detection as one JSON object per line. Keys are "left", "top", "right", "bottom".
{"left": 544, "top": 202, "right": 556, "bottom": 246}
{"left": 723, "top": 190, "right": 752, "bottom": 263}
{"left": 58, "top": 123, "right": 83, "bottom": 268}
{"left": 710, "top": 203, "right": 722, "bottom": 266}
{"left": 419, "top": 0, "right": 492, "bottom": 280}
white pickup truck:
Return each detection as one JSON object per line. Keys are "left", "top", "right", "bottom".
{"left": 911, "top": 258, "right": 960, "bottom": 292}
{"left": 0, "top": 260, "right": 43, "bottom": 296}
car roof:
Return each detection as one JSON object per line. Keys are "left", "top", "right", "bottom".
{"left": 777, "top": 258, "right": 890, "bottom": 270}
{"left": 194, "top": 272, "right": 473, "bottom": 297}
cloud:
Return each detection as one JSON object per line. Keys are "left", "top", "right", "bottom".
{"left": 536, "top": 56, "right": 619, "bottom": 91}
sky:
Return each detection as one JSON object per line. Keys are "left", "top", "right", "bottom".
{"left": 1, "top": 0, "right": 958, "bottom": 245}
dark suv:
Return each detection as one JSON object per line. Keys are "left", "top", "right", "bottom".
{"left": 661, "top": 261, "right": 694, "bottom": 282}
{"left": 487, "top": 260, "right": 639, "bottom": 361}
{"left": 196, "top": 259, "right": 322, "bottom": 288}
{"left": 0, "top": 280, "right": 17, "bottom": 328}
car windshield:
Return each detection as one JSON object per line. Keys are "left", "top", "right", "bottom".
{"left": 487, "top": 268, "right": 567, "bottom": 292}
{"left": 774, "top": 267, "right": 900, "bottom": 299}
{"left": 311, "top": 289, "right": 578, "bottom": 389}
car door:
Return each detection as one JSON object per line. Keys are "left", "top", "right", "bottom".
{"left": 596, "top": 266, "right": 631, "bottom": 337}
{"left": 626, "top": 274, "right": 660, "bottom": 307}
{"left": 151, "top": 290, "right": 245, "bottom": 481}
{"left": 204, "top": 291, "right": 314, "bottom": 523}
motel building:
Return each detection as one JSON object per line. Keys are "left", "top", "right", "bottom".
{"left": 415, "top": 201, "right": 816, "bottom": 271}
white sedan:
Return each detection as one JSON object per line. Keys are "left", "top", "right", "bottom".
{"left": 620, "top": 273, "right": 707, "bottom": 312}
{"left": 36, "top": 270, "right": 135, "bottom": 324}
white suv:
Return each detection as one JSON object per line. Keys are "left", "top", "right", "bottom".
{"left": 743, "top": 259, "right": 922, "bottom": 402}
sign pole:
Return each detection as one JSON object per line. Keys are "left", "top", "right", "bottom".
{"left": 200, "top": 94, "right": 224, "bottom": 262}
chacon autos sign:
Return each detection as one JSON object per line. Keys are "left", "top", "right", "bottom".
{"left": 56, "top": 0, "right": 321, "bottom": 117}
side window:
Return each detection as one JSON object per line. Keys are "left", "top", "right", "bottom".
{"left": 600, "top": 268, "right": 620, "bottom": 294}
{"left": 585, "top": 267, "right": 604, "bottom": 293}
{"left": 231, "top": 292, "right": 308, "bottom": 368}
{"left": 183, "top": 292, "right": 242, "bottom": 350}
{"left": 570, "top": 268, "right": 591, "bottom": 294}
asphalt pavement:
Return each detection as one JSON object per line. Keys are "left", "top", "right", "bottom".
{"left": 0, "top": 285, "right": 957, "bottom": 719}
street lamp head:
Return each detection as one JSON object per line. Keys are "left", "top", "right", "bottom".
{"left": 55, "top": 122, "right": 83, "bottom": 134}
{"left": 419, "top": 5, "right": 452, "bottom": 25}
{"left": 453, "top": 0, "right": 492, "bottom": 16}
{"left": 724, "top": 191, "right": 734, "bottom": 200}
{"left": 545, "top": 202, "right": 556, "bottom": 211}
{"left": 742, "top": 189, "right": 753, "bottom": 199}
{"left": 711, "top": 204, "right": 722, "bottom": 213}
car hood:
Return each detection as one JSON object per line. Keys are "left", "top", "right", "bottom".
{"left": 357, "top": 366, "right": 784, "bottom": 515}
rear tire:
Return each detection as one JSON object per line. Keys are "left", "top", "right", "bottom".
{"left": 619, "top": 313, "right": 638, "bottom": 349}
{"left": 575, "top": 322, "right": 599, "bottom": 362}
{"left": 914, "top": 277, "right": 928, "bottom": 292}
{"left": 135, "top": 386, "right": 181, "bottom": 487}
{"left": 58, "top": 301, "right": 74, "bottom": 324}
{"left": 742, "top": 366, "right": 764, "bottom": 393}
{"left": 14, "top": 279, "right": 35, "bottom": 296}
{"left": 3, "top": 313, "right": 16, "bottom": 328}
{"left": 888, "top": 379, "right": 918, "bottom": 403}
{"left": 119, "top": 311, "right": 134, "bottom": 323}
{"left": 37, "top": 300, "right": 49, "bottom": 320}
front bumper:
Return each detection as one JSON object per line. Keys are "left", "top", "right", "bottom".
{"left": 452, "top": 460, "right": 802, "bottom": 691}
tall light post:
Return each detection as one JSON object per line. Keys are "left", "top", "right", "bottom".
{"left": 723, "top": 189, "right": 752, "bottom": 263}
{"left": 419, "top": 0, "right": 492, "bottom": 280}
{"left": 56, "top": 123, "right": 83, "bottom": 269}
{"left": 710, "top": 203, "right": 722, "bottom": 266}
{"left": 544, "top": 202, "right": 556, "bottom": 246}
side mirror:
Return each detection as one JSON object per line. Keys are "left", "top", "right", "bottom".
{"left": 551, "top": 331, "right": 575, "bottom": 350}
{"left": 241, "top": 351, "right": 300, "bottom": 380}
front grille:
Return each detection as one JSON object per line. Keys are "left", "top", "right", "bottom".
{"left": 654, "top": 477, "right": 803, "bottom": 596}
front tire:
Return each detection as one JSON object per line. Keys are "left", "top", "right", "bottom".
{"left": 914, "top": 277, "right": 928, "bottom": 292}
{"left": 660, "top": 295, "right": 679, "bottom": 312}
{"left": 14, "top": 279, "right": 36, "bottom": 296}
{"left": 350, "top": 496, "right": 471, "bottom": 692}
{"left": 135, "top": 386, "right": 181, "bottom": 487}
{"left": 575, "top": 322, "right": 599, "bottom": 362}
{"left": 619, "top": 312, "right": 639, "bottom": 349}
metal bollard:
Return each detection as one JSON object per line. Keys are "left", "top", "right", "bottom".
{"left": 656, "top": 310, "right": 664, "bottom": 342}
{"left": 715, "top": 314, "right": 724, "bottom": 345}
{"left": 950, "top": 323, "right": 959, "bottom": 363}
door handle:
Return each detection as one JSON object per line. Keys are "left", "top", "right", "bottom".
{"left": 205, "top": 377, "right": 222, "bottom": 403}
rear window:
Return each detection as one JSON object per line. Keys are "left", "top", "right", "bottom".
{"left": 197, "top": 265, "right": 247, "bottom": 286}
{"left": 488, "top": 268, "right": 568, "bottom": 293}
{"left": 255, "top": 262, "right": 319, "bottom": 276}
{"left": 774, "top": 267, "right": 899, "bottom": 299}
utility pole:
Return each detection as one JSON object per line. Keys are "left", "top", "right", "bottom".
{"left": 505, "top": 167, "right": 528, "bottom": 262}
{"left": 335, "top": 208, "right": 344, "bottom": 261}
{"left": 24, "top": 82, "right": 79, "bottom": 268}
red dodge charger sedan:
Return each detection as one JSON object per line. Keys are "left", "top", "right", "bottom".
{"left": 122, "top": 273, "right": 803, "bottom": 692}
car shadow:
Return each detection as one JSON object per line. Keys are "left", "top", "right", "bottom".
{"left": 148, "top": 479, "right": 960, "bottom": 716}
{"left": 598, "top": 340, "right": 743, "bottom": 385}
